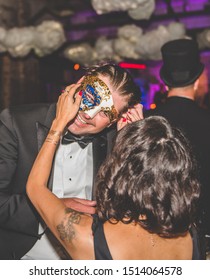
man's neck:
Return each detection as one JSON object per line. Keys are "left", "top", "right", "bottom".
{"left": 167, "top": 87, "right": 195, "bottom": 101}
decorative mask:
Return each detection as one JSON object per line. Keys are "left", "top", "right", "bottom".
{"left": 79, "top": 75, "right": 118, "bottom": 122}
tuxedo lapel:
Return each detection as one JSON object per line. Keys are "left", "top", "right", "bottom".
{"left": 35, "top": 104, "right": 56, "bottom": 190}
{"left": 36, "top": 103, "right": 56, "bottom": 150}
{"left": 92, "top": 127, "right": 117, "bottom": 199}
{"left": 92, "top": 134, "right": 107, "bottom": 200}
{"left": 43, "top": 103, "right": 56, "bottom": 128}
{"left": 36, "top": 122, "right": 49, "bottom": 151}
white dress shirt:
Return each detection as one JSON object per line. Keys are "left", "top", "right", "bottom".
{"left": 22, "top": 141, "right": 93, "bottom": 260}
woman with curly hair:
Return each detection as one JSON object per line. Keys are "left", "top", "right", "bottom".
{"left": 26, "top": 83, "right": 201, "bottom": 259}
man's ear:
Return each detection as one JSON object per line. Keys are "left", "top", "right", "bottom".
{"left": 194, "top": 79, "right": 199, "bottom": 91}
{"left": 107, "top": 122, "right": 114, "bottom": 128}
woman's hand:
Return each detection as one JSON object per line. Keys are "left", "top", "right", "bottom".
{"left": 52, "top": 83, "right": 83, "bottom": 132}
{"left": 117, "top": 103, "right": 144, "bottom": 131}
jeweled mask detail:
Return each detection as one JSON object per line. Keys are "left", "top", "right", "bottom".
{"left": 79, "top": 75, "right": 118, "bottom": 122}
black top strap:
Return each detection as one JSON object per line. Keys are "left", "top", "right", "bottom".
{"left": 91, "top": 215, "right": 200, "bottom": 260}
{"left": 190, "top": 223, "right": 205, "bottom": 260}
{"left": 91, "top": 214, "right": 112, "bottom": 260}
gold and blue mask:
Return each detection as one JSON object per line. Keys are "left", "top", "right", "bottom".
{"left": 79, "top": 76, "right": 118, "bottom": 122}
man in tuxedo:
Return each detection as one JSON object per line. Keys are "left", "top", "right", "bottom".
{"left": 0, "top": 63, "right": 142, "bottom": 259}
{"left": 145, "top": 39, "right": 210, "bottom": 255}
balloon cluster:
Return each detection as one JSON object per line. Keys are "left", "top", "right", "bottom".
{"left": 91, "top": 0, "right": 155, "bottom": 20}
{"left": 0, "top": 21, "right": 66, "bottom": 57}
{"left": 64, "top": 22, "right": 186, "bottom": 65}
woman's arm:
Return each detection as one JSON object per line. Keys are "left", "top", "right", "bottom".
{"left": 26, "top": 84, "right": 93, "bottom": 256}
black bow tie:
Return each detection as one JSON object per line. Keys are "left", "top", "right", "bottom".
{"left": 61, "top": 131, "right": 94, "bottom": 149}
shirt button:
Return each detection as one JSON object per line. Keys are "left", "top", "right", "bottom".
{"left": 70, "top": 156, "right": 72, "bottom": 159}
{"left": 69, "top": 178, "right": 72, "bottom": 181}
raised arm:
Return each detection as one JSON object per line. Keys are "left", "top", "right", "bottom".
{"left": 26, "top": 84, "right": 93, "bottom": 257}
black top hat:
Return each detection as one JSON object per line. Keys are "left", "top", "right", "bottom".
{"left": 160, "top": 39, "right": 204, "bottom": 88}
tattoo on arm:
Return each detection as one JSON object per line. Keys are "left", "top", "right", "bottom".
{"left": 56, "top": 208, "right": 81, "bottom": 243}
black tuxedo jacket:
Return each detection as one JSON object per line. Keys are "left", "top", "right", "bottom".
{"left": 0, "top": 103, "right": 116, "bottom": 259}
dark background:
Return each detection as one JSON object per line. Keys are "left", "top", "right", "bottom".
{"left": 1, "top": 0, "right": 210, "bottom": 111}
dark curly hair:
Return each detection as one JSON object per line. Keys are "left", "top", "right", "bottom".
{"left": 95, "top": 116, "right": 200, "bottom": 237}
{"left": 85, "top": 62, "right": 141, "bottom": 114}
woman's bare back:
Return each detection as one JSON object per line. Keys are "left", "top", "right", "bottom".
{"left": 104, "top": 221, "right": 192, "bottom": 260}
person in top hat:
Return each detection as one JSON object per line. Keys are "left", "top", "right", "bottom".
{"left": 0, "top": 62, "right": 142, "bottom": 259}
{"left": 145, "top": 39, "right": 210, "bottom": 256}
{"left": 159, "top": 39, "right": 204, "bottom": 88}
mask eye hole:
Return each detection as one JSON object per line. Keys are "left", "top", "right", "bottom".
{"left": 82, "top": 85, "right": 101, "bottom": 107}
{"left": 86, "top": 92, "right": 96, "bottom": 105}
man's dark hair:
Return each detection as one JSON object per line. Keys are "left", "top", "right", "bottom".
{"left": 95, "top": 116, "right": 200, "bottom": 237}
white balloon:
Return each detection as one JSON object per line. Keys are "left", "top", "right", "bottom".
{"left": 117, "top": 25, "right": 143, "bottom": 42}
{"left": 95, "top": 37, "right": 116, "bottom": 61}
{"left": 168, "top": 22, "right": 186, "bottom": 40}
{"left": 114, "top": 37, "right": 140, "bottom": 59}
{"left": 135, "top": 23, "right": 186, "bottom": 60}
{"left": 91, "top": 0, "right": 155, "bottom": 20}
{"left": 197, "top": 29, "right": 210, "bottom": 49}
{"left": 0, "top": 27, "right": 6, "bottom": 42}
{"left": 4, "top": 27, "right": 34, "bottom": 57}
{"left": 0, "top": 27, "right": 6, "bottom": 52}
{"left": 64, "top": 43, "right": 97, "bottom": 65}
{"left": 0, "top": 20, "right": 66, "bottom": 57}
{"left": 33, "top": 21, "right": 66, "bottom": 56}
{"left": 128, "top": 0, "right": 155, "bottom": 20}
{"left": 64, "top": 22, "right": 187, "bottom": 64}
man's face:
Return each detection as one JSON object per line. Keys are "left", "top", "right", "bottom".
{"left": 67, "top": 75, "right": 127, "bottom": 135}
{"left": 79, "top": 75, "right": 118, "bottom": 122}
